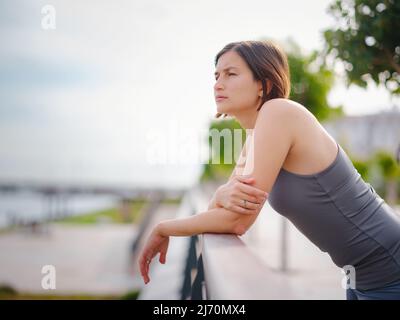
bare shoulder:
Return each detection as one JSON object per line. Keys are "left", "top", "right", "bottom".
{"left": 263, "top": 100, "right": 339, "bottom": 175}
{"left": 256, "top": 98, "right": 314, "bottom": 141}
{"left": 259, "top": 98, "right": 314, "bottom": 120}
{"left": 262, "top": 99, "right": 331, "bottom": 137}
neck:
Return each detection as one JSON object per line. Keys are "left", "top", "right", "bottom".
{"left": 233, "top": 108, "right": 259, "bottom": 129}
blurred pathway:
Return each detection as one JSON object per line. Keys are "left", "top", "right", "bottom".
{"left": 0, "top": 223, "right": 140, "bottom": 295}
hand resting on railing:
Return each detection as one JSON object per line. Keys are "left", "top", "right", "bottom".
{"left": 138, "top": 204, "right": 262, "bottom": 284}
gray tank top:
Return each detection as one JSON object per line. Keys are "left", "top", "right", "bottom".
{"left": 268, "top": 142, "right": 400, "bottom": 290}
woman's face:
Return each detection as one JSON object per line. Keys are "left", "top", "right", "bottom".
{"left": 214, "top": 50, "right": 262, "bottom": 117}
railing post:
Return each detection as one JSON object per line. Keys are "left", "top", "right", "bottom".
{"left": 280, "top": 217, "right": 289, "bottom": 272}
{"left": 180, "top": 235, "right": 198, "bottom": 300}
{"left": 190, "top": 254, "right": 206, "bottom": 300}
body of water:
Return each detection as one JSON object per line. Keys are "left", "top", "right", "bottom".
{"left": 0, "top": 191, "right": 119, "bottom": 229}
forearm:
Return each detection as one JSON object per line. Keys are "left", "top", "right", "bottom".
{"left": 157, "top": 207, "right": 244, "bottom": 237}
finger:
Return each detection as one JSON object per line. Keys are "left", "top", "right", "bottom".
{"left": 142, "top": 250, "right": 154, "bottom": 284}
{"left": 234, "top": 197, "right": 259, "bottom": 210}
{"left": 236, "top": 191, "right": 265, "bottom": 205}
{"left": 159, "top": 251, "right": 166, "bottom": 264}
{"left": 235, "top": 175, "right": 255, "bottom": 183}
{"left": 231, "top": 205, "right": 258, "bottom": 215}
{"left": 145, "top": 258, "right": 151, "bottom": 283}
{"left": 160, "top": 238, "right": 169, "bottom": 264}
{"left": 139, "top": 255, "right": 149, "bottom": 284}
{"left": 239, "top": 182, "right": 268, "bottom": 198}
{"left": 237, "top": 193, "right": 262, "bottom": 205}
{"left": 139, "top": 253, "right": 147, "bottom": 275}
{"left": 138, "top": 256, "right": 145, "bottom": 280}
{"left": 144, "top": 270, "right": 149, "bottom": 284}
{"left": 146, "top": 254, "right": 153, "bottom": 268}
{"left": 238, "top": 183, "right": 268, "bottom": 200}
{"left": 141, "top": 252, "right": 151, "bottom": 284}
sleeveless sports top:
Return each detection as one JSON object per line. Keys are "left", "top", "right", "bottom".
{"left": 268, "top": 142, "right": 400, "bottom": 290}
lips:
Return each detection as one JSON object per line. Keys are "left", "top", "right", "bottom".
{"left": 215, "top": 95, "right": 228, "bottom": 101}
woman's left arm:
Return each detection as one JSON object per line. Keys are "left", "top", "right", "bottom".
{"left": 158, "top": 207, "right": 246, "bottom": 237}
{"left": 138, "top": 207, "right": 245, "bottom": 284}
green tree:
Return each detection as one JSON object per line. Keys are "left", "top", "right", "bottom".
{"left": 323, "top": 0, "right": 400, "bottom": 94}
{"left": 284, "top": 39, "right": 344, "bottom": 121}
{"left": 352, "top": 158, "right": 371, "bottom": 181}
{"left": 373, "top": 150, "right": 400, "bottom": 205}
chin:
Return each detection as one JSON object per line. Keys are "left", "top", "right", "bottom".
{"left": 219, "top": 108, "right": 238, "bottom": 118}
{"left": 216, "top": 105, "right": 230, "bottom": 114}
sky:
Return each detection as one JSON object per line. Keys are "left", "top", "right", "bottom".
{"left": 0, "top": 0, "right": 398, "bottom": 188}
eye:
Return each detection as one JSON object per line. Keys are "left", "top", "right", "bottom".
{"left": 214, "top": 73, "right": 236, "bottom": 80}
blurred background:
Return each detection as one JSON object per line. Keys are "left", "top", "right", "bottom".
{"left": 0, "top": 0, "right": 399, "bottom": 300}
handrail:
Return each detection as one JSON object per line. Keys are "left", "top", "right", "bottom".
{"left": 190, "top": 184, "right": 292, "bottom": 300}
{"left": 138, "top": 184, "right": 292, "bottom": 300}
{"left": 201, "top": 234, "right": 291, "bottom": 299}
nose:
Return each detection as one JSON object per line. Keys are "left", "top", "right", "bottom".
{"left": 214, "top": 78, "right": 225, "bottom": 92}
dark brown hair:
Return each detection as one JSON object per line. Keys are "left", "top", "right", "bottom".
{"left": 214, "top": 40, "right": 291, "bottom": 118}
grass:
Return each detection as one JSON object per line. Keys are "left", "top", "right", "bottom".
{"left": 0, "top": 197, "right": 183, "bottom": 231}
{"left": 0, "top": 293, "right": 120, "bottom": 300}
{"left": 56, "top": 200, "right": 146, "bottom": 225}
{"left": 55, "top": 197, "right": 182, "bottom": 225}
{"left": 0, "top": 284, "right": 140, "bottom": 300}
{"left": 161, "top": 197, "right": 182, "bottom": 205}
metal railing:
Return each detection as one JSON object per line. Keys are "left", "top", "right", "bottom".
{"left": 138, "top": 184, "right": 291, "bottom": 300}
{"left": 185, "top": 185, "right": 291, "bottom": 300}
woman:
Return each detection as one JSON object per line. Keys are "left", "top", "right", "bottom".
{"left": 138, "top": 40, "right": 400, "bottom": 300}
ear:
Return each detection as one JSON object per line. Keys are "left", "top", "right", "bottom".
{"left": 258, "top": 79, "right": 272, "bottom": 98}
{"left": 257, "top": 81, "right": 263, "bottom": 98}
{"left": 266, "top": 80, "right": 272, "bottom": 95}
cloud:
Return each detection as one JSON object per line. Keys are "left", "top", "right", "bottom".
{"left": 0, "top": 56, "right": 98, "bottom": 88}
{"left": 0, "top": 0, "right": 397, "bottom": 188}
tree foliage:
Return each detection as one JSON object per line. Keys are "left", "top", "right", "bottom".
{"left": 323, "top": 0, "right": 400, "bottom": 94}
{"left": 284, "top": 39, "right": 344, "bottom": 121}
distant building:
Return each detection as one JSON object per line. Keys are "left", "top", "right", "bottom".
{"left": 322, "top": 110, "right": 400, "bottom": 161}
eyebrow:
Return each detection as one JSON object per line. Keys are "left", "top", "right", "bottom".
{"left": 214, "top": 66, "right": 238, "bottom": 77}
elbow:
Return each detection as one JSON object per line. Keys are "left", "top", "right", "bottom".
{"left": 231, "top": 210, "right": 261, "bottom": 236}
{"left": 232, "top": 222, "right": 248, "bottom": 236}
{"left": 223, "top": 207, "right": 257, "bottom": 236}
